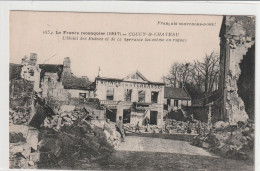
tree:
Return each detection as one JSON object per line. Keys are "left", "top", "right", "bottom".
{"left": 162, "top": 63, "right": 180, "bottom": 87}
{"left": 162, "top": 62, "right": 192, "bottom": 88}
{"left": 192, "top": 52, "right": 219, "bottom": 94}
{"left": 163, "top": 52, "right": 220, "bottom": 98}
{"left": 178, "top": 63, "right": 192, "bottom": 87}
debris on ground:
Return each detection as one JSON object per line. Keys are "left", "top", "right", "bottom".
{"left": 192, "top": 120, "right": 254, "bottom": 162}
{"left": 9, "top": 94, "right": 121, "bottom": 169}
{"left": 124, "top": 119, "right": 209, "bottom": 135}
{"left": 9, "top": 114, "right": 121, "bottom": 169}
{"left": 9, "top": 108, "right": 31, "bottom": 125}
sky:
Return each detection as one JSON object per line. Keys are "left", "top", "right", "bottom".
{"left": 10, "top": 11, "right": 223, "bottom": 82}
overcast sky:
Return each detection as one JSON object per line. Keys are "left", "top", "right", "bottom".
{"left": 10, "top": 11, "right": 223, "bottom": 82}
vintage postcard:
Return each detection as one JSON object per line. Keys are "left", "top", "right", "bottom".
{"left": 9, "top": 11, "right": 255, "bottom": 170}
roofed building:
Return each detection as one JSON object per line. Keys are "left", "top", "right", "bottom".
{"left": 164, "top": 87, "right": 192, "bottom": 111}
{"left": 95, "top": 71, "right": 165, "bottom": 126}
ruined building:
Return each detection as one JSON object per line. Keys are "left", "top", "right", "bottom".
{"left": 218, "top": 16, "right": 255, "bottom": 124}
{"left": 10, "top": 54, "right": 95, "bottom": 105}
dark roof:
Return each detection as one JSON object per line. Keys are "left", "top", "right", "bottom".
{"left": 62, "top": 74, "right": 94, "bottom": 90}
{"left": 9, "top": 63, "right": 22, "bottom": 80}
{"left": 164, "top": 87, "right": 191, "bottom": 100}
{"left": 39, "top": 64, "right": 63, "bottom": 81}
{"left": 39, "top": 64, "right": 94, "bottom": 91}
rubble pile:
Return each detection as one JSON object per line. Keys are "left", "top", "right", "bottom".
{"left": 9, "top": 125, "right": 39, "bottom": 169}
{"left": 9, "top": 118, "right": 119, "bottom": 169}
{"left": 9, "top": 101, "right": 121, "bottom": 169}
{"left": 36, "top": 120, "right": 115, "bottom": 169}
{"left": 42, "top": 107, "right": 88, "bottom": 130}
{"left": 124, "top": 124, "right": 166, "bottom": 134}
{"left": 192, "top": 120, "right": 254, "bottom": 161}
{"left": 164, "top": 119, "right": 209, "bottom": 134}
{"left": 96, "top": 120, "right": 121, "bottom": 147}
{"left": 42, "top": 106, "right": 121, "bottom": 147}
{"left": 124, "top": 123, "right": 155, "bottom": 132}
{"left": 9, "top": 108, "right": 31, "bottom": 125}
{"left": 9, "top": 77, "right": 120, "bottom": 169}
{"left": 123, "top": 119, "right": 209, "bottom": 135}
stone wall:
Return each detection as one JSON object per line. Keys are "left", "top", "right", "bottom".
{"left": 9, "top": 78, "right": 35, "bottom": 124}
{"left": 9, "top": 78, "right": 39, "bottom": 168}
{"left": 237, "top": 45, "right": 255, "bottom": 120}
{"left": 219, "top": 16, "right": 255, "bottom": 124}
{"left": 41, "top": 72, "right": 66, "bottom": 99}
{"left": 20, "top": 53, "right": 41, "bottom": 92}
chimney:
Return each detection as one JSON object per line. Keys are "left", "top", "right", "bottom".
{"left": 29, "top": 53, "right": 37, "bottom": 66}
{"left": 63, "top": 57, "right": 71, "bottom": 68}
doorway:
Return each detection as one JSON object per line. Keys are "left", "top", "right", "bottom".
{"left": 123, "top": 109, "right": 131, "bottom": 124}
{"left": 106, "top": 108, "right": 117, "bottom": 122}
{"left": 150, "top": 111, "right": 158, "bottom": 125}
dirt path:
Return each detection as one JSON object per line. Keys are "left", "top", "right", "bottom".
{"left": 116, "top": 136, "right": 213, "bottom": 156}
{"left": 76, "top": 135, "right": 254, "bottom": 170}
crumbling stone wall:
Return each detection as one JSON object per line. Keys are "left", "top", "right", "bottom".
{"left": 41, "top": 72, "right": 69, "bottom": 101}
{"left": 10, "top": 89, "right": 117, "bottom": 169}
{"left": 9, "top": 78, "right": 39, "bottom": 168}
{"left": 20, "top": 53, "right": 41, "bottom": 92}
{"left": 237, "top": 45, "right": 255, "bottom": 121}
{"left": 9, "top": 78, "right": 34, "bottom": 124}
{"left": 219, "top": 16, "right": 255, "bottom": 124}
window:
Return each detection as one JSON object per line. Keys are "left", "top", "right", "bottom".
{"left": 123, "top": 109, "right": 131, "bottom": 123}
{"left": 151, "top": 91, "right": 159, "bottom": 103}
{"left": 79, "top": 93, "right": 86, "bottom": 99}
{"left": 138, "top": 90, "right": 146, "bottom": 102}
{"left": 29, "top": 69, "right": 34, "bottom": 76}
{"left": 174, "top": 100, "right": 178, "bottom": 107}
{"left": 47, "top": 77, "right": 52, "bottom": 86}
{"left": 164, "top": 104, "right": 168, "bottom": 110}
{"left": 106, "top": 88, "right": 114, "bottom": 100}
{"left": 167, "top": 99, "right": 171, "bottom": 106}
{"left": 124, "top": 89, "right": 132, "bottom": 102}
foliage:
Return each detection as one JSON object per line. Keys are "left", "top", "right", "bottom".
{"left": 162, "top": 52, "right": 220, "bottom": 98}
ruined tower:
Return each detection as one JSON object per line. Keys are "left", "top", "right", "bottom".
{"left": 20, "top": 53, "right": 41, "bottom": 92}
{"left": 219, "top": 16, "right": 255, "bottom": 124}
{"left": 63, "top": 57, "right": 71, "bottom": 75}
{"left": 63, "top": 57, "right": 71, "bottom": 68}
{"left": 21, "top": 53, "right": 38, "bottom": 66}
{"left": 29, "top": 53, "right": 38, "bottom": 66}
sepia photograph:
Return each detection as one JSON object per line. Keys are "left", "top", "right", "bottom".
{"left": 9, "top": 11, "right": 255, "bottom": 170}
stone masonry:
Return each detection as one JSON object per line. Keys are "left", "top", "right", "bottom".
{"left": 219, "top": 16, "right": 255, "bottom": 124}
